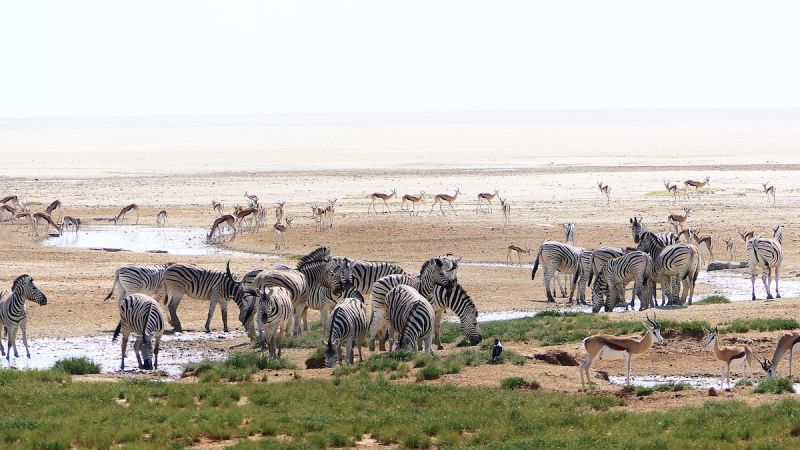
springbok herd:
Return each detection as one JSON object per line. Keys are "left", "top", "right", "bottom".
{"left": 0, "top": 176, "right": 793, "bottom": 390}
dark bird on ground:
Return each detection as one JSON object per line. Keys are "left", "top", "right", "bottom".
{"left": 491, "top": 339, "right": 503, "bottom": 364}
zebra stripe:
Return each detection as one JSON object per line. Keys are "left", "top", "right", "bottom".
{"left": 591, "top": 251, "right": 652, "bottom": 313}
{"left": 112, "top": 293, "right": 165, "bottom": 370}
{"left": 386, "top": 285, "right": 435, "bottom": 353}
{"left": 431, "top": 282, "right": 481, "bottom": 348}
{"left": 630, "top": 217, "right": 678, "bottom": 249}
{"left": 747, "top": 225, "right": 784, "bottom": 300}
{"left": 650, "top": 243, "right": 700, "bottom": 306}
{"left": 531, "top": 241, "right": 583, "bottom": 302}
{"left": 323, "top": 296, "right": 367, "bottom": 367}
{"left": 0, "top": 275, "right": 47, "bottom": 361}
{"left": 103, "top": 263, "right": 173, "bottom": 301}
{"left": 330, "top": 257, "right": 405, "bottom": 298}
{"left": 257, "top": 287, "right": 294, "bottom": 357}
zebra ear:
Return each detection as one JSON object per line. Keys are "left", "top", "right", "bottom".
{"left": 434, "top": 259, "right": 443, "bottom": 268}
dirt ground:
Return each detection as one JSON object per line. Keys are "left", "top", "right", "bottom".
{"left": 2, "top": 163, "right": 800, "bottom": 411}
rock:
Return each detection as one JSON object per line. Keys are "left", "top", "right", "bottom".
{"left": 147, "top": 250, "right": 168, "bottom": 254}
{"left": 531, "top": 349, "right": 579, "bottom": 366}
{"left": 595, "top": 370, "right": 610, "bottom": 381}
{"left": 707, "top": 261, "right": 748, "bottom": 271}
{"left": 708, "top": 387, "right": 718, "bottom": 397}
{"left": 305, "top": 357, "right": 326, "bottom": 369}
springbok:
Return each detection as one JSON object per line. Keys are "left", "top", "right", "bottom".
{"left": 476, "top": 189, "right": 500, "bottom": 214}
{"left": 499, "top": 197, "right": 510, "bottom": 226}
{"left": 244, "top": 191, "right": 259, "bottom": 208}
{"left": 683, "top": 176, "right": 710, "bottom": 199}
{"left": 597, "top": 181, "right": 610, "bottom": 205}
{"left": 207, "top": 214, "right": 236, "bottom": 243}
{"left": 759, "top": 331, "right": 800, "bottom": 379}
{"left": 689, "top": 227, "right": 714, "bottom": 261}
{"left": 400, "top": 192, "right": 425, "bottom": 216}
{"left": 32, "top": 212, "right": 61, "bottom": 236}
{"left": 45, "top": 200, "right": 64, "bottom": 223}
{"left": 702, "top": 327, "right": 753, "bottom": 390}
{"left": 506, "top": 244, "right": 530, "bottom": 266}
{"left": 738, "top": 230, "right": 756, "bottom": 243}
{"left": 663, "top": 180, "right": 678, "bottom": 204}
{"left": 274, "top": 201, "right": 286, "bottom": 223}
{"left": 763, "top": 182, "right": 776, "bottom": 205}
{"left": 273, "top": 217, "right": 293, "bottom": 250}
{"left": 723, "top": 237, "right": 735, "bottom": 261}
{"left": 0, "top": 195, "right": 19, "bottom": 208}
{"left": 14, "top": 212, "right": 33, "bottom": 232}
{"left": 311, "top": 203, "right": 328, "bottom": 231}
{"left": 578, "top": 313, "right": 663, "bottom": 387}
{"left": 156, "top": 210, "right": 168, "bottom": 227}
{"left": 667, "top": 207, "right": 691, "bottom": 232}
{"left": 368, "top": 189, "right": 396, "bottom": 214}
{"left": 113, "top": 204, "right": 139, "bottom": 225}
{"left": 0, "top": 204, "right": 15, "bottom": 223}
{"left": 235, "top": 207, "right": 258, "bottom": 232}
{"left": 61, "top": 216, "right": 81, "bottom": 233}
{"left": 676, "top": 228, "right": 692, "bottom": 243}
{"left": 212, "top": 200, "right": 224, "bottom": 216}
{"left": 325, "top": 198, "right": 337, "bottom": 229}
{"left": 429, "top": 187, "right": 462, "bottom": 216}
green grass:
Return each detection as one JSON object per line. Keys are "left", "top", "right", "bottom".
{"left": 182, "top": 352, "right": 295, "bottom": 382}
{"left": 629, "top": 383, "right": 692, "bottom": 397}
{"left": 696, "top": 295, "right": 732, "bottom": 305}
{"left": 501, "top": 377, "right": 540, "bottom": 390}
{"left": 721, "top": 318, "right": 799, "bottom": 334}
{"left": 754, "top": 378, "right": 795, "bottom": 394}
{"left": 6, "top": 370, "right": 800, "bottom": 448}
{"left": 283, "top": 321, "right": 325, "bottom": 348}
{"left": 52, "top": 357, "right": 101, "bottom": 375}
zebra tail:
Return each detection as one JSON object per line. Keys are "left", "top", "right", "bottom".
{"left": 112, "top": 321, "right": 122, "bottom": 342}
{"left": 587, "top": 266, "right": 594, "bottom": 286}
{"left": 572, "top": 270, "right": 580, "bottom": 287}
{"left": 531, "top": 246, "right": 543, "bottom": 280}
{"left": 103, "top": 274, "right": 120, "bottom": 301}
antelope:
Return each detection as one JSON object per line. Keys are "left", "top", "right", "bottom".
{"left": 244, "top": 191, "right": 259, "bottom": 208}
{"left": 0, "top": 195, "right": 19, "bottom": 208}
{"left": 156, "top": 210, "right": 168, "bottom": 227}
{"left": 689, "top": 227, "right": 714, "bottom": 261}
{"left": 683, "top": 176, "right": 710, "bottom": 199}
{"left": 311, "top": 203, "right": 328, "bottom": 231}
{"left": 14, "top": 212, "right": 33, "bottom": 232}
{"left": 506, "top": 244, "right": 530, "bottom": 266}
{"left": 429, "top": 187, "right": 462, "bottom": 216}
{"left": 702, "top": 327, "right": 753, "bottom": 390}
{"left": 212, "top": 200, "right": 224, "bottom": 216}
{"left": 578, "top": 313, "right": 663, "bottom": 387}
{"left": 596, "top": 181, "right": 610, "bottom": 205}
{"left": 368, "top": 189, "right": 396, "bottom": 214}
{"left": 759, "top": 331, "right": 800, "bottom": 379}
{"left": 273, "top": 217, "right": 293, "bottom": 250}
{"left": 112, "top": 204, "right": 139, "bottom": 225}
{"left": 61, "top": 216, "right": 81, "bottom": 233}
{"left": 723, "top": 237, "right": 735, "bottom": 261}
{"left": 676, "top": 228, "right": 692, "bottom": 243}
{"left": 763, "top": 182, "right": 776, "bottom": 205}
{"left": 274, "top": 201, "right": 286, "bottom": 223}
{"left": 400, "top": 192, "right": 425, "bottom": 216}
{"left": 235, "top": 207, "right": 258, "bottom": 232}
{"left": 45, "top": 200, "right": 64, "bottom": 223}
{"left": 667, "top": 207, "right": 691, "bottom": 232}
{"left": 663, "top": 180, "right": 678, "bottom": 204}
{"left": 476, "top": 189, "right": 500, "bottom": 214}
{"left": 499, "top": 197, "right": 510, "bottom": 226}
{"left": 325, "top": 198, "right": 337, "bottom": 229}
{"left": 207, "top": 214, "right": 236, "bottom": 243}
{"left": 738, "top": 230, "right": 756, "bottom": 243}
{"left": 0, "top": 204, "right": 15, "bottom": 223}
{"left": 32, "top": 212, "right": 61, "bottom": 236}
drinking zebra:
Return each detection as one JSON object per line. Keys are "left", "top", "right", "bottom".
{"left": 112, "top": 293, "right": 165, "bottom": 370}
{"left": 161, "top": 261, "right": 258, "bottom": 338}
{"left": 747, "top": 225, "right": 784, "bottom": 300}
{"left": 590, "top": 251, "right": 652, "bottom": 312}
{"left": 103, "top": 263, "right": 174, "bottom": 302}
{"left": 257, "top": 287, "right": 294, "bottom": 357}
{"left": 531, "top": 241, "right": 583, "bottom": 303}
{"left": 650, "top": 243, "right": 700, "bottom": 306}
{"left": 323, "top": 292, "right": 367, "bottom": 367}
{"left": 430, "top": 282, "right": 481, "bottom": 349}
{"left": 0, "top": 275, "right": 47, "bottom": 361}
{"left": 581, "top": 247, "right": 626, "bottom": 305}
{"left": 386, "top": 285, "right": 435, "bottom": 353}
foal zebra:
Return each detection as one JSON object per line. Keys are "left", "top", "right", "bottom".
{"left": 531, "top": 241, "right": 583, "bottom": 302}
{"left": 747, "top": 225, "right": 784, "bottom": 300}
{"left": 0, "top": 275, "right": 47, "bottom": 361}
{"left": 257, "top": 287, "right": 294, "bottom": 357}
{"left": 323, "top": 293, "right": 367, "bottom": 367}
{"left": 104, "top": 263, "right": 174, "bottom": 302}
{"left": 431, "top": 282, "right": 481, "bottom": 349}
{"left": 386, "top": 285, "right": 435, "bottom": 353}
{"left": 112, "top": 293, "right": 165, "bottom": 370}
{"left": 590, "top": 251, "right": 652, "bottom": 312}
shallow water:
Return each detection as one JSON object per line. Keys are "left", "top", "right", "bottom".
{"left": 607, "top": 375, "right": 744, "bottom": 390}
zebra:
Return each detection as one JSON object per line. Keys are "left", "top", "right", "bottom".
{"left": 650, "top": 243, "right": 700, "bottom": 306}
{"left": 161, "top": 261, "right": 258, "bottom": 338}
{"left": 103, "top": 263, "right": 174, "bottom": 302}
{"left": 386, "top": 285, "right": 435, "bottom": 353}
{"left": 531, "top": 241, "right": 583, "bottom": 303}
{"left": 112, "top": 293, "right": 165, "bottom": 370}
{"left": 369, "top": 255, "right": 459, "bottom": 351}
{"left": 322, "top": 292, "right": 367, "bottom": 367}
{"left": 0, "top": 275, "right": 47, "bottom": 361}
{"left": 747, "top": 225, "right": 784, "bottom": 300}
{"left": 573, "top": 249, "right": 594, "bottom": 305}
{"left": 257, "top": 287, "right": 294, "bottom": 357}
{"left": 430, "top": 282, "right": 481, "bottom": 349}
{"left": 590, "top": 251, "right": 652, "bottom": 312}
{"left": 629, "top": 216, "right": 679, "bottom": 248}
{"left": 307, "top": 286, "right": 361, "bottom": 332}
{"left": 554, "top": 223, "right": 577, "bottom": 297}
{"left": 576, "top": 246, "right": 626, "bottom": 307}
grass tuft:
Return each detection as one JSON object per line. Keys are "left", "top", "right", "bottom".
{"left": 183, "top": 353, "right": 295, "bottom": 382}
{"left": 53, "top": 357, "right": 101, "bottom": 375}
{"left": 501, "top": 377, "right": 540, "bottom": 390}
{"left": 754, "top": 378, "right": 794, "bottom": 394}
{"left": 696, "top": 295, "right": 732, "bottom": 305}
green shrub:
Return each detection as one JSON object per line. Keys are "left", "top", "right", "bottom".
{"left": 696, "top": 295, "right": 731, "bottom": 305}
{"left": 722, "top": 319, "right": 799, "bottom": 334}
{"left": 417, "top": 365, "right": 444, "bottom": 381}
{"left": 754, "top": 378, "right": 794, "bottom": 394}
{"left": 53, "top": 357, "right": 101, "bottom": 375}
{"left": 501, "top": 377, "right": 539, "bottom": 390}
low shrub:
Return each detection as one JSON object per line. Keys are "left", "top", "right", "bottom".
{"left": 53, "top": 357, "right": 101, "bottom": 375}
{"left": 754, "top": 378, "right": 794, "bottom": 394}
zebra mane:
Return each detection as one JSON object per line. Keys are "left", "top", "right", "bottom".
{"left": 419, "top": 258, "right": 442, "bottom": 277}
{"left": 296, "top": 247, "right": 331, "bottom": 270}
{"left": 11, "top": 274, "right": 31, "bottom": 292}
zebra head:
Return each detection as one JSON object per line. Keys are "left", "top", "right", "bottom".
{"left": 140, "top": 334, "right": 155, "bottom": 370}
{"left": 13, "top": 274, "right": 47, "bottom": 305}
{"left": 590, "top": 272, "right": 608, "bottom": 314}
{"left": 629, "top": 217, "right": 645, "bottom": 243}
{"left": 426, "top": 254, "right": 460, "bottom": 289}
{"left": 773, "top": 225, "right": 785, "bottom": 244}
{"left": 321, "top": 338, "right": 340, "bottom": 368}
{"left": 238, "top": 289, "right": 259, "bottom": 340}
{"left": 327, "top": 257, "right": 355, "bottom": 295}
{"left": 460, "top": 303, "right": 481, "bottom": 345}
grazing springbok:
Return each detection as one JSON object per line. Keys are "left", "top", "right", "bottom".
{"left": 273, "top": 217, "right": 293, "bottom": 250}
{"left": 61, "top": 216, "right": 81, "bottom": 233}
{"left": 368, "top": 189, "right": 396, "bottom": 214}
{"left": 506, "top": 244, "right": 530, "bottom": 266}
{"left": 723, "top": 237, "right": 735, "bottom": 262}
{"left": 683, "top": 176, "right": 710, "bottom": 199}
{"left": 596, "top": 181, "right": 610, "bottom": 204}
{"left": 45, "top": 200, "right": 64, "bottom": 223}
{"left": 667, "top": 207, "right": 691, "bottom": 232}
{"left": 702, "top": 327, "right": 753, "bottom": 390}
{"left": 244, "top": 191, "right": 259, "bottom": 208}
{"left": 274, "top": 201, "right": 286, "bottom": 223}
{"left": 156, "top": 210, "right": 168, "bottom": 227}
{"left": 499, "top": 197, "right": 510, "bottom": 226}
{"left": 212, "top": 200, "right": 224, "bottom": 216}
{"left": 400, "top": 192, "right": 425, "bottom": 216}
{"left": 738, "top": 229, "right": 756, "bottom": 243}
{"left": 689, "top": 227, "right": 714, "bottom": 262}
{"left": 32, "top": 212, "right": 61, "bottom": 236}
{"left": 579, "top": 313, "right": 663, "bottom": 387}
{"left": 663, "top": 180, "right": 678, "bottom": 204}
{"left": 14, "top": 212, "right": 33, "bottom": 232}
{"left": 475, "top": 189, "right": 500, "bottom": 214}
{"left": 759, "top": 331, "right": 800, "bottom": 379}
{"left": 207, "top": 214, "right": 236, "bottom": 243}
{"left": 430, "top": 187, "right": 462, "bottom": 216}
{"left": 763, "top": 182, "right": 776, "bottom": 205}
{"left": 113, "top": 204, "right": 139, "bottom": 225}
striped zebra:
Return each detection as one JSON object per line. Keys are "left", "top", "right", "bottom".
{"left": 0, "top": 275, "right": 47, "bottom": 361}
{"left": 650, "top": 243, "right": 700, "bottom": 306}
{"left": 103, "top": 263, "right": 173, "bottom": 302}
{"left": 369, "top": 255, "right": 459, "bottom": 351}
{"left": 431, "top": 282, "right": 482, "bottom": 349}
{"left": 307, "top": 286, "right": 362, "bottom": 332}
{"left": 112, "top": 293, "right": 165, "bottom": 370}
{"left": 554, "top": 223, "right": 577, "bottom": 297}
{"left": 590, "top": 251, "right": 652, "bottom": 312}
{"left": 386, "top": 285, "right": 435, "bottom": 353}
{"left": 577, "top": 247, "right": 626, "bottom": 306}
{"left": 629, "top": 216, "right": 679, "bottom": 248}
{"left": 161, "top": 261, "right": 258, "bottom": 337}
{"left": 531, "top": 241, "right": 583, "bottom": 303}
{"left": 257, "top": 287, "right": 294, "bottom": 357}
{"left": 323, "top": 293, "right": 367, "bottom": 367}
{"left": 747, "top": 225, "right": 784, "bottom": 300}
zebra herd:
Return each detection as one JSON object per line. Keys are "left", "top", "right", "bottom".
{"left": 100, "top": 247, "right": 481, "bottom": 370}
{"left": 531, "top": 217, "right": 785, "bottom": 313}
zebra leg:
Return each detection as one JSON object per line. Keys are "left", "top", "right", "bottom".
{"left": 205, "top": 293, "right": 219, "bottom": 333}
{"left": 357, "top": 335, "right": 364, "bottom": 363}
{"left": 154, "top": 335, "right": 161, "bottom": 370}
{"left": 0, "top": 327, "right": 4, "bottom": 357}
{"left": 20, "top": 320, "right": 30, "bottom": 359}
{"left": 543, "top": 269, "right": 556, "bottom": 302}
{"left": 133, "top": 337, "right": 144, "bottom": 369}
{"left": 120, "top": 333, "right": 129, "bottom": 370}
{"left": 750, "top": 268, "right": 758, "bottom": 301}
{"left": 167, "top": 293, "right": 184, "bottom": 332}
{"left": 424, "top": 332, "right": 434, "bottom": 355}
{"left": 346, "top": 339, "right": 354, "bottom": 365}
{"left": 775, "top": 263, "right": 781, "bottom": 298}
{"left": 762, "top": 268, "right": 772, "bottom": 299}
{"left": 8, "top": 326, "right": 18, "bottom": 359}
{"left": 276, "top": 322, "right": 285, "bottom": 358}
{"left": 434, "top": 309, "right": 444, "bottom": 350}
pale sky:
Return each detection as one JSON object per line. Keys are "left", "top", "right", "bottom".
{"left": 1, "top": 1, "right": 798, "bottom": 118}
